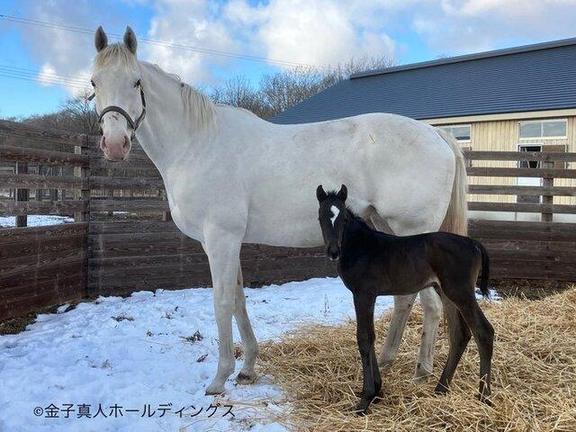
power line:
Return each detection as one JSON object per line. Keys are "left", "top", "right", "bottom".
{"left": 0, "top": 14, "right": 315, "bottom": 68}
{"left": 0, "top": 64, "right": 89, "bottom": 86}
{"left": 0, "top": 71, "right": 87, "bottom": 90}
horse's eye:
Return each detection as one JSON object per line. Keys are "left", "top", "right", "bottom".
{"left": 134, "top": 79, "right": 141, "bottom": 88}
{"left": 90, "top": 80, "right": 95, "bottom": 87}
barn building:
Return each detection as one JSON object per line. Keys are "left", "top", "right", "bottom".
{"left": 273, "top": 38, "right": 576, "bottom": 208}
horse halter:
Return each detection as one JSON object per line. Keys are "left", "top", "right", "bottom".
{"left": 88, "top": 81, "right": 147, "bottom": 140}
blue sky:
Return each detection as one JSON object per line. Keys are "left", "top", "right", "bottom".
{"left": 1, "top": 0, "right": 576, "bottom": 119}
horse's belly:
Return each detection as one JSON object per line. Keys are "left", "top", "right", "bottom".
{"left": 243, "top": 216, "right": 323, "bottom": 247}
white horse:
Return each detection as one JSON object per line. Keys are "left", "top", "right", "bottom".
{"left": 91, "top": 27, "right": 468, "bottom": 395}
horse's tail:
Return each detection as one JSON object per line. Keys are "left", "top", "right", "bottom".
{"left": 437, "top": 128, "right": 468, "bottom": 236}
{"left": 476, "top": 240, "right": 490, "bottom": 298}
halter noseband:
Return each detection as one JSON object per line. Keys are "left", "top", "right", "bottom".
{"left": 88, "top": 82, "right": 147, "bottom": 139}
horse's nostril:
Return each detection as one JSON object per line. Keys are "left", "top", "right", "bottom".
{"left": 123, "top": 136, "right": 130, "bottom": 150}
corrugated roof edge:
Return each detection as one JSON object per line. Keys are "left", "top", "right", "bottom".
{"left": 351, "top": 36, "right": 576, "bottom": 79}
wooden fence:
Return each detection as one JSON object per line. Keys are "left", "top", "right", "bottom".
{"left": 2, "top": 120, "right": 576, "bottom": 320}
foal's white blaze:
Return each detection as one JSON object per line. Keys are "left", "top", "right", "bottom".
{"left": 330, "top": 205, "right": 340, "bottom": 227}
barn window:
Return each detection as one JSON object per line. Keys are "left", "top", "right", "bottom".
{"left": 439, "top": 124, "right": 471, "bottom": 143}
{"left": 519, "top": 119, "right": 567, "bottom": 139}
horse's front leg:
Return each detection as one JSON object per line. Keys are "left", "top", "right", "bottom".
{"left": 234, "top": 263, "right": 259, "bottom": 384}
{"left": 353, "top": 293, "right": 380, "bottom": 414}
{"left": 202, "top": 225, "right": 243, "bottom": 395}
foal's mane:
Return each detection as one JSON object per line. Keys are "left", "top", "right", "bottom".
{"left": 324, "top": 191, "right": 372, "bottom": 231}
{"left": 94, "top": 43, "right": 215, "bottom": 129}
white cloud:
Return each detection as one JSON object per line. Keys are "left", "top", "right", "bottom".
{"left": 143, "top": 0, "right": 239, "bottom": 84}
{"left": 17, "top": 0, "right": 576, "bottom": 101}
{"left": 413, "top": 0, "right": 576, "bottom": 54}
{"left": 224, "top": 0, "right": 396, "bottom": 68}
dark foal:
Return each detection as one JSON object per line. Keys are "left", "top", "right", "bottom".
{"left": 316, "top": 185, "right": 494, "bottom": 414}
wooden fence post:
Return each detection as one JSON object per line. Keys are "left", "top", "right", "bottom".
{"left": 15, "top": 161, "right": 28, "bottom": 227}
{"left": 541, "top": 159, "right": 554, "bottom": 222}
{"left": 74, "top": 135, "right": 91, "bottom": 222}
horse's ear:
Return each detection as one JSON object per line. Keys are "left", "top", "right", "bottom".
{"left": 337, "top": 184, "right": 348, "bottom": 202}
{"left": 316, "top": 185, "right": 327, "bottom": 202}
{"left": 95, "top": 26, "right": 108, "bottom": 52}
{"left": 123, "top": 26, "right": 138, "bottom": 55}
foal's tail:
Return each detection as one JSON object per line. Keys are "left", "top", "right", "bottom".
{"left": 476, "top": 240, "right": 490, "bottom": 298}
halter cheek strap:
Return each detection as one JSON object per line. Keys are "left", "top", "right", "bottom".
{"left": 88, "top": 83, "right": 147, "bottom": 140}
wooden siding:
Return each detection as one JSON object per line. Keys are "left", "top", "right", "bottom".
{"left": 434, "top": 114, "right": 576, "bottom": 205}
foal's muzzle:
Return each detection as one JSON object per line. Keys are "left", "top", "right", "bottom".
{"left": 327, "top": 246, "right": 340, "bottom": 261}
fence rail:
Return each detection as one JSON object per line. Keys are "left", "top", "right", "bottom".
{"left": 2, "top": 121, "right": 576, "bottom": 320}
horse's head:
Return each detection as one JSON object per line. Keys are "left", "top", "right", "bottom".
{"left": 91, "top": 26, "right": 145, "bottom": 161}
{"left": 316, "top": 184, "right": 348, "bottom": 261}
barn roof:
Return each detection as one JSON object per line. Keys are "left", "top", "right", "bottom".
{"left": 272, "top": 37, "right": 576, "bottom": 124}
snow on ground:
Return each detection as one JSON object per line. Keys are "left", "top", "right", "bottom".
{"left": 0, "top": 277, "right": 394, "bottom": 432}
{"left": 0, "top": 215, "right": 74, "bottom": 228}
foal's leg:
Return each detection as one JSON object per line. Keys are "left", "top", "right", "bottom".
{"left": 434, "top": 298, "right": 471, "bottom": 395}
{"left": 370, "top": 214, "right": 443, "bottom": 379}
{"left": 455, "top": 301, "right": 494, "bottom": 403}
{"left": 234, "top": 264, "right": 259, "bottom": 384}
{"left": 202, "top": 227, "right": 243, "bottom": 395}
{"left": 353, "top": 293, "right": 381, "bottom": 414}
{"left": 414, "top": 287, "right": 443, "bottom": 382}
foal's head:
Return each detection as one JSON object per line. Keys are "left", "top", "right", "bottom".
{"left": 91, "top": 26, "right": 143, "bottom": 161}
{"left": 316, "top": 184, "right": 348, "bottom": 261}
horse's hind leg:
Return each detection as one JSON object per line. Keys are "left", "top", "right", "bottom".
{"left": 378, "top": 293, "right": 416, "bottom": 369}
{"left": 434, "top": 298, "right": 471, "bottom": 395}
{"left": 234, "top": 264, "right": 259, "bottom": 384}
{"left": 414, "top": 287, "right": 443, "bottom": 382}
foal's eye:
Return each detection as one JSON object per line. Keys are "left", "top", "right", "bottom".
{"left": 134, "top": 79, "right": 141, "bottom": 88}
{"left": 90, "top": 80, "right": 95, "bottom": 87}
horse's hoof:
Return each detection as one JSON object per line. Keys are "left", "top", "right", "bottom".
{"left": 378, "top": 359, "right": 393, "bottom": 371}
{"left": 236, "top": 371, "right": 257, "bottom": 385}
{"left": 412, "top": 373, "right": 431, "bottom": 385}
{"left": 413, "top": 364, "right": 433, "bottom": 384}
{"left": 205, "top": 382, "right": 226, "bottom": 395}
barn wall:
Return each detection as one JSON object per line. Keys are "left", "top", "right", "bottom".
{"left": 432, "top": 113, "right": 576, "bottom": 205}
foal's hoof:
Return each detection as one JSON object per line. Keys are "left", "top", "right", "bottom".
{"left": 353, "top": 398, "right": 373, "bottom": 416}
{"left": 477, "top": 394, "right": 493, "bottom": 407}
{"left": 236, "top": 371, "right": 257, "bottom": 385}
{"left": 434, "top": 383, "right": 449, "bottom": 395}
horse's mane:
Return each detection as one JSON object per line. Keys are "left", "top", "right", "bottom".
{"left": 144, "top": 62, "right": 215, "bottom": 129}
{"left": 94, "top": 44, "right": 215, "bottom": 130}
{"left": 95, "top": 44, "right": 138, "bottom": 69}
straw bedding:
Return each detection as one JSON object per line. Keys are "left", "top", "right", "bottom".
{"left": 258, "top": 288, "right": 576, "bottom": 431}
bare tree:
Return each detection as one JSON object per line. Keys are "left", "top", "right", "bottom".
{"left": 23, "top": 90, "right": 98, "bottom": 134}
{"left": 211, "top": 76, "right": 270, "bottom": 118}
{"left": 211, "top": 55, "right": 396, "bottom": 119}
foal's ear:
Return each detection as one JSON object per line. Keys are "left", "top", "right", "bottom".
{"left": 337, "top": 184, "right": 348, "bottom": 202}
{"left": 123, "top": 26, "right": 138, "bottom": 55}
{"left": 316, "top": 185, "right": 327, "bottom": 202}
{"left": 95, "top": 26, "right": 108, "bottom": 52}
